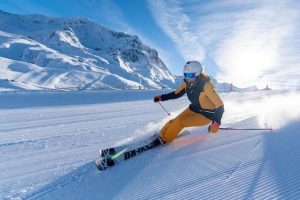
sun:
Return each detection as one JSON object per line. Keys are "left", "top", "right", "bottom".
{"left": 216, "top": 38, "right": 279, "bottom": 88}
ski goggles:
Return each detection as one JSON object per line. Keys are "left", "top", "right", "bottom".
{"left": 184, "top": 72, "right": 196, "bottom": 79}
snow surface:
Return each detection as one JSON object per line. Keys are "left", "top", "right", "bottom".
{"left": 1, "top": 89, "right": 300, "bottom": 199}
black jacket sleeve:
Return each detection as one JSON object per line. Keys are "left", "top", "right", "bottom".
{"left": 213, "top": 105, "right": 224, "bottom": 125}
{"left": 161, "top": 82, "right": 186, "bottom": 101}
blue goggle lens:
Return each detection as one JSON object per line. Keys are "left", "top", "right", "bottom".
{"left": 184, "top": 73, "right": 196, "bottom": 79}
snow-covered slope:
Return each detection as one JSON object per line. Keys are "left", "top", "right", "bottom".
{"left": 0, "top": 10, "right": 176, "bottom": 90}
{"left": 1, "top": 89, "right": 300, "bottom": 199}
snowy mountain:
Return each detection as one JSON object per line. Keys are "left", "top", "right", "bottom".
{"left": 0, "top": 10, "right": 176, "bottom": 91}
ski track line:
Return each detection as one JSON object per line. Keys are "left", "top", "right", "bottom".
{"left": 7, "top": 143, "right": 192, "bottom": 199}
{"left": 1, "top": 158, "right": 88, "bottom": 190}
{"left": 0, "top": 103, "right": 158, "bottom": 125}
{"left": 1, "top": 126, "right": 165, "bottom": 178}
{"left": 0, "top": 120, "right": 258, "bottom": 175}
{"left": 220, "top": 158, "right": 300, "bottom": 200}
{"left": 0, "top": 125, "right": 148, "bottom": 163}
{"left": 0, "top": 138, "right": 107, "bottom": 168}
{"left": 24, "top": 163, "right": 95, "bottom": 200}
{"left": 0, "top": 99, "right": 158, "bottom": 122}
{"left": 0, "top": 105, "right": 148, "bottom": 124}
{"left": 147, "top": 126, "right": 263, "bottom": 164}
{"left": 169, "top": 134, "right": 263, "bottom": 162}
{"left": 0, "top": 118, "right": 158, "bottom": 148}
{"left": 0, "top": 107, "right": 159, "bottom": 136}
{"left": 4, "top": 134, "right": 300, "bottom": 199}
{"left": 117, "top": 143, "right": 246, "bottom": 199}
{"left": 0, "top": 129, "right": 151, "bottom": 173}
{"left": 125, "top": 156, "right": 228, "bottom": 199}
{"left": 0, "top": 145, "right": 99, "bottom": 183}
{"left": 119, "top": 135, "right": 300, "bottom": 199}
{"left": 0, "top": 107, "right": 157, "bottom": 133}
{"left": 28, "top": 138, "right": 216, "bottom": 200}
{"left": 0, "top": 98, "right": 164, "bottom": 119}
{"left": 2, "top": 162, "right": 93, "bottom": 200}
{"left": 121, "top": 130, "right": 261, "bottom": 171}
{"left": 214, "top": 142, "right": 299, "bottom": 197}
{"left": 1, "top": 137, "right": 118, "bottom": 162}
{"left": 212, "top": 147, "right": 300, "bottom": 200}
{"left": 223, "top": 139, "right": 262, "bottom": 181}
{"left": 145, "top": 145, "right": 300, "bottom": 200}
{"left": 2, "top": 161, "right": 89, "bottom": 191}
{"left": 247, "top": 150, "right": 300, "bottom": 199}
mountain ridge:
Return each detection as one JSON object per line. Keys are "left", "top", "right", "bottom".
{"left": 0, "top": 9, "right": 175, "bottom": 91}
{"left": 0, "top": 9, "right": 254, "bottom": 92}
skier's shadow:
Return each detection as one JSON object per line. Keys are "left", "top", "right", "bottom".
{"left": 25, "top": 150, "right": 159, "bottom": 199}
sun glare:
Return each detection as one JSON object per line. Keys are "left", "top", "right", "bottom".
{"left": 216, "top": 36, "right": 279, "bottom": 88}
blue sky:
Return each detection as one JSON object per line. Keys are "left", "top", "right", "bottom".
{"left": 1, "top": 0, "right": 300, "bottom": 89}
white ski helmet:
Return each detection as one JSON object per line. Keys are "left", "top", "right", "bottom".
{"left": 183, "top": 61, "right": 203, "bottom": 77}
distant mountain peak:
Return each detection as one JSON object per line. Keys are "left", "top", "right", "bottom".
{"left": 0, "top": 10, "right": 175, "bottom": 91}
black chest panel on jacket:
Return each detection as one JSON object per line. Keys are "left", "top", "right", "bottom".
{"left": 185, "top": 76, "right": 209, "bottom": 110}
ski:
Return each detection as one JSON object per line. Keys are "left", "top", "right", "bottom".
{"left": 95, "top": 130, "right": 192, "bottom": 171}
{"left": 95, "top": 136, "right": 163, "bottom": 170}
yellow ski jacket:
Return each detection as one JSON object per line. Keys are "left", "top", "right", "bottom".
{"left": 161, "top": 74, "right": 224, "bottom": 124}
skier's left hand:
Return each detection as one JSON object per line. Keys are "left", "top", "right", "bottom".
{"left": 154, "top": 95, "right": 162, "bottom": 103}
{"left": 208, "top": 121, "right": 219, "bottom": 134}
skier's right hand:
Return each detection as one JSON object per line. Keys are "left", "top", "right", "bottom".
{"left": 154, "top": 95, "right": 162, "bottom": 103}
{"left": 208, "top": 121, "right": 220, "bottom": 134}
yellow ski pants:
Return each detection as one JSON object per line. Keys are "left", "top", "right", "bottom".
{"left": 160, "top": 108, "right": 211, "bottom": 143}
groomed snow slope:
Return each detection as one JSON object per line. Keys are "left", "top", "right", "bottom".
{"left": 1, "top": 90, "right": 300, "bottom": 199}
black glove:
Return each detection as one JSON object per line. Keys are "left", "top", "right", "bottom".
{"left": 153, "top": 95, "right": 162, "bottom": 103}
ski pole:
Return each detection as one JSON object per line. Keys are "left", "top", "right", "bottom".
{"left": 158, "top": 102, "right": 171, "bottom": 116}
{"left": 220, "top": 127, "right": 273, "bottom": 131}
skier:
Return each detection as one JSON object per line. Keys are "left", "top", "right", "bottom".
{"left": 154, "top": 61, "right": 224, "bottom": 143}
{"left": 95, "top": 61, "right": 225, "bottom": 170}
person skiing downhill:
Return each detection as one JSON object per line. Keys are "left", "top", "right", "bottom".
{"left": 95, "top": 61, "right": 225, "bottom": 170}
{"left": 154, "top": 61, "right": 224, "bottom": 143}
{"left": 96, "top": 61, "right": 269, "bottom": 171}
